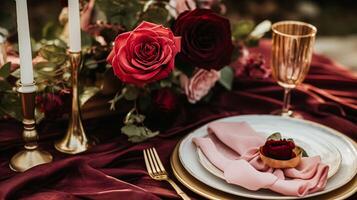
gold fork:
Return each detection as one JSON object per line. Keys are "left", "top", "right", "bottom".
{"left": 143, "top": 147, "right": 191, "bottom": 200}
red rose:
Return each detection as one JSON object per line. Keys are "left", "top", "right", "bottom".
{"left": 172, "top": 9, "right": 233, "bottom": 70}
{"left": 152, "top": 88, "right": 178, "bottom": 112}
{"left": 107, "top": 21, "right": 181, "bottom": 87}
{"left": 261, "top": 139, "right": 296, "bottom": 160}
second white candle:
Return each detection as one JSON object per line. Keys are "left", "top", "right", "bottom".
{"left": 68, "top": 0, "right": 81, "bottom": 52}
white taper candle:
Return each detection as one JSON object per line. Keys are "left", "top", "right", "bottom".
{"left": 15, "top": 0, "right": 34, "bottom": 85}
{"left": 68, "top": 0, "right": 81, "bottom": 52}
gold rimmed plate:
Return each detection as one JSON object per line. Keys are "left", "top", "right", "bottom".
{"left": 178, "top": 115, "right": 356, "bottom": 199}
{"left": 171, "top": 140, "right": 357, "bottom": 200}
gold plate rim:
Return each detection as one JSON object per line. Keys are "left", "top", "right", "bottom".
{"left": 171, "top": 140, "right": 357, "bottom": 200}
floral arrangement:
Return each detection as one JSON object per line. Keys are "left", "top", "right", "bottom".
{"left": 0, "top": 0, "right": 271, "bottom": 142}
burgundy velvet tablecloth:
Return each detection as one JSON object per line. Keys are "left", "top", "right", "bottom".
{"left": 0, "top": 40, "right": 356, "bottom": 200}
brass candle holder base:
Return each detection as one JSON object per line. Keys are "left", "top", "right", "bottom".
{"left": 10, "top": 149, "right": 53, "bottom": 172}
{"left": 54, "top": 51, "right": 94, "bottom": 154}
{"left": 54, "top": 120, "right": 95, "bottom": 154}
{"left": 10, "top": 83, "right": 53, "bottom": 172}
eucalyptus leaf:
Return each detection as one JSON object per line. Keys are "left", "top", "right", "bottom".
{"left": 124, "top": 112, "right": 145, "bottom": 125}
{"left": 296, "top": 146, "right": 309, "bottom": 157}
{"left": 34, "top": 62, "right": 58, "bottom": 77}
{"left": 11, "top": 68, "right": 20, "bottom": 79}
{"left": 0, "top": 93, "right": 22, "bottom": 121}
{"left": 159, "top": 79, "right": 172, "bottom": 88}
{"left": 301, "top": 148, "right": 309, "bottom": 157}
{"left": 96, "top": 0, "right": 143, "bottom": 29}
{"left": 42, "top": 21, "right": 63, "bottom": 40}
{"left": 0, "top": 62, "right": 11, "bottom": 78}
{"left": 39, "top": 45, "right": 67, "bottom": 65}
{"left": 267, "top": 132, "right": 282, "bottom": 140}
{"left": 287, "top": 138, "right": 295, "bottom": 143}
{"left": 121, "top": 124, "right": 159, "bottom": 143}
{"left": 123, "top": 85, "right": 139, "bottom": 101}
{"left": 128, "top": 130, "right": 159, "bottom": 143}
{"left": 84, "top": 58, "right": 99, "bottom": 69}
{"left": 0, "top": 79, "right": 13, "bottom": 91}
{"left": 249, "top": 20, "right": 271, "bottom": 39}
{"left": 219, "top": 66, "right": 234, "bottom": 90}
{"left": 140, "top": 1, "right": 170, "bottom": 25}
{"left": 81, "top": 31, "right": 94, "bottom": 48}
{"left": 121, "top": 124, "right": 143, "bottom": 137}
{"left": 232, "top": 20, "right": 255, "bottom": 40}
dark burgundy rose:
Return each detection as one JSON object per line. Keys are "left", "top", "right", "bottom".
{"left": 262, "top": 139, "right": 296, "bottom": 160}
{"left": 36, "top": 93, "right": 68, "bottom": 119}
{"left": 172, "top": 9, "right": 233, "bottom": 70}
{"left": 152, "top": 88, "right": 178, "bottom": 112}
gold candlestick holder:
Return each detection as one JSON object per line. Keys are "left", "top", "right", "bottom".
{"left": 54, "top": 51, "right": 94, "bottom": 154}
{"left": 10, "top": 83, "right": 53, "bottom": 172}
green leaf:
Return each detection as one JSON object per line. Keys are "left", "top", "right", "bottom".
{"left": 0, "top": 62, "right": 11, "bottom": 78}
{"left": 124, "top": 111, "right": 146, "bottom": 125}
{"left": 301, "top": 148, "right": 309, "bottom": 157}
{"left": 34, "top": 62, "right": 58, "bottom": 77}
{"left": 287, "top": 138, "right": 295, "bottom": 143}
{"left": 267, "top": 132, "right": 282, "bottom": 140}
{"left": 38, "top": 44, "right": 67, "bottom": 65}
{"left": 42, "top": 21, "right": 63, "bottom": 40}
{"left": 219, "top": 66, "right": 234, "bottom": 90}
{"left": 81, "top": 30, "right": 94, "bottom": 48}
{"left": 159, "top": 79, "right": 172, "bottom": 88}
{"left": 121, "top": 124, "right": 159, "bottom": 143}
{"left": 140, "top": 1, "right": 170, "bottom": 25}
{"left": 0, "top": 93, "right": 22, "bottom": 121}
{"left": 232, "top": 20, "right": 255, "bottom": 40}
{"left": 249, "top": 20, "right": 271, "bottom": 39}
{"left": 297, "top": 146, "right": 309, "bottom": 157}
{"left": 11, "top": 68, "right": 20, "bottom": 79}
{"left": 0, "top": 80, "right": 13, "bottom": 91}
{"left": 84, "top": 58, "right": 99, "bottom": 69}
{"left": 123, "top": 85, "right": 139, "bottom": 101}
{"left": 96, "top": 0, "right": 143, "bottom": 30}
{"left": 121, "top": 124, "right": 143, "bottom": 137}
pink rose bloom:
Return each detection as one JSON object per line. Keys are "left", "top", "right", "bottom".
{"left": 169, "top": 0, "right": 196, "bottom": 18}
{"left": 180, "top": 69, "right": 220, "bottom": 104}
{"left": 169, "top": 0, "right": 226, "bottom": 18}
{"left": 107, "top": 21, "right": 181, "bottom": 87}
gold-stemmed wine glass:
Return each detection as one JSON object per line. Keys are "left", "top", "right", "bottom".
{"left": 271, "top": 21, "right": 317, "bottom": 117}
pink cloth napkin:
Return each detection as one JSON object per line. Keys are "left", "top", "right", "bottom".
{"left": 193, "top": 122, "right": 329, "bottom": 197}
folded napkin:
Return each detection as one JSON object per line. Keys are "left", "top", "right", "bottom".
{"left": 193, "top": 122, "right": 329, "bottom": 197}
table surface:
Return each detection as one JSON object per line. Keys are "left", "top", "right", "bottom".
{"left": 0, "top": 40, "right": 356, "bottom": 200}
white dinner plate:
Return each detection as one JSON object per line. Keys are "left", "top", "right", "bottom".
{"left": 197, "top": 130, "right": 341, "bottom": 179}
{"left": 178, "top": 115, "right": 357, "bottom": 199}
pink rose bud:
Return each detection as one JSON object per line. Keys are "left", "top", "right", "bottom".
{"left": 180, "top": 69, "right": 220, "bottom": 104}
